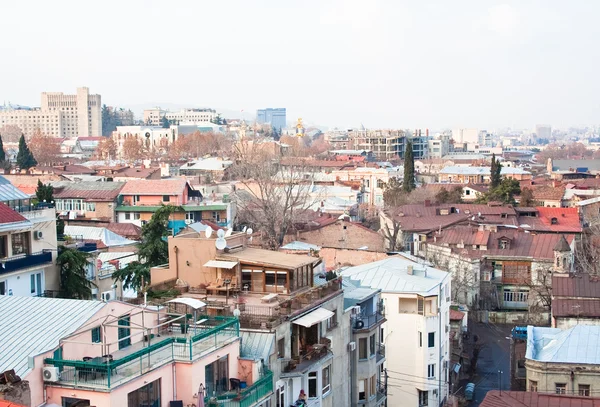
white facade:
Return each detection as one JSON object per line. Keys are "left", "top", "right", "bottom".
{"left": 143, "top": 108, "right": 217, "bottom": 126}
{"left": 0, "top": 87, "right": 101, "bottom": 137}
{"left": 112, "top": 125, "right": 177, "bottom": 158}
{"left": 341, "top": 258, "right": 451, "bottom": 407}
{"left": 451, "top": 128, "right": 479, "bottom": 144}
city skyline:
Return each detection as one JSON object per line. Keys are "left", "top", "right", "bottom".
{"left": 1, "top": 1, "right": 600, "bottom": 130}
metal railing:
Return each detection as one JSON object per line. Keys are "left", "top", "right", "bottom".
{"left": 0, "top": 250, "right": 52, "bottom": 274}
{"left": 44, "top": 317, "right": 240, "bottom": 389}
{"left": 207, "top": 370, "right": 274, "bottom": 407}
{"left": 353, "top": 310, "right": 385, "bottom": 331}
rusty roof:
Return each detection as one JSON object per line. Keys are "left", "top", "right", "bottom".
{"left": 481, "top": 390, "right": 600, "bottom": 407}
{"left": 519, "top": 207, "right": 582, "bottom": 233}
{"left": 553, "top": 298, "right": 600, "bottom": 318}
{"left": 52, "top": 181, "right": 125, "bottom": 201}
{"left": 120, "top": 178, "right": 189, "bottom": 196}
{"left": 0, "top": 203, "right": 28, "bottom": 224}
{"left": 114, "top": 166, "right": 160, "bottom": 179}
{"left": 553, "top": 274, "right": 600, "bottom": 298}
{"left": 450, "top": 309, "right": 465, "bottom": 321}
{"left": 105, "top": 222, "right": 142, "bottom": 240}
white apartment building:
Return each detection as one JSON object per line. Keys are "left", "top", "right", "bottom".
{"left": 143, "top": 107, "right": 216, "bottom": 126}
{"left": 342, "top": 257, "right": 451, "bottom": 407}
{"left": 112, "top": 125, "right": 177, "bottom": 158}
{"left": 0, "top": 87, "right": 101, "bottom": 137}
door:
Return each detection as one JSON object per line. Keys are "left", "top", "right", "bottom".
{"left": 0, "top": 281, "right": 6, "bottom": 295}
{"left": 36, "top": 273, "right": 42, "bottom": 296}
{"left": 118, "top": 315, "right": 131, "bottom": 350}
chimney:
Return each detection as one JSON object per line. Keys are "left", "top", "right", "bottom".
{"left": 407, "top": 265, "right": 414, "bottom": 275}
{"left": 424, "top": 199, "right": 431, "bottom": 207}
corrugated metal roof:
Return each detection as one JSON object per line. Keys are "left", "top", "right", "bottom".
{"left": 120, "top": 178, "right": 188, "bottom": 196}
{"left": 280, "top": 241, "right": 321, "bottom": 251}
{"left": 439, "top": 166, "right": 530, "bottom": 175}
{"left": 553, "top": 298, "right": 600, "bottom": 318}
{"left": 553, "top": 274, "right": 600, "bottom": 298}
{"left": 340, "top": 257, "right": 448, "bottom": 295}
{"left": 0, "top": 176, "right": 31, "bottom": 201}
{"left": 0, "top": 296, "right": 105, "bottom": 377}
{"left": 526, "top": 325, "right": 600, "bottom": 364}
{"left": 240, "top": 331, "right": 273, "bottom": 362}
{"left": 51, "top": 181, "right": 125, "bottom": 201}
{"left": 64, "top": 225, "right": 138, "bottom": 247}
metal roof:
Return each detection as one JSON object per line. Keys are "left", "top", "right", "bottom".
{"left": 0, "top": 176, "right": 31, "bottom": 201}
{"left": 167, "top": 298, "right": 206, "bottom": 310}
{"left": 280, "top": 241, "right": 322, "bottom": 251}
{"left": 340, "top": 257, "right": 448, "bottom": 295}
{"left": 526, "top": 325, "right": 600, "bottom": 364}
{"left": 240, "top": 331, "right": 274, "bottom": 363}
{"left": 64, "top": 225, "right": 138, "bottom": 247}
{"left": 204, "top": 260, "right": 238, "bottom": 269}
{"left": 0, "top": 296, "right": 105, "bottom": 377}
{"left": 439, "top": 166, "right": 530, "bottom": 175}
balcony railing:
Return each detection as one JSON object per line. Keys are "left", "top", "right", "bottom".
{"left": 207, "top": 370, "right": 273, "bottom": 407}
{"left": 44, "top": 316, "right": 240, "bottom": 389}
{"left": 0, "top": 250, "right": 52, "bottom": 274}
{"left": 353, "top": 310, "right": 385, "bottom": 331}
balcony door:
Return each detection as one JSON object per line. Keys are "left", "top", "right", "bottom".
{"left": 118, "top": 315, "right": 131, "bottom": 350}
{"left": 205, "top": 355, "right": 229, "bottom": 397}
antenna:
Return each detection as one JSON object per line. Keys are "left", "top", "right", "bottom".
{"left": 204, "top": 226, "right": 213, "bottom": 238}
{"left": 215, "top": 237, "right": 227, "bottom": 250}
{"left": 246, "top": 228, "right": 253, "bottom": 235}
{"left": 225, "top": 229, "right": 233, "bottom": 237}
{"left": 217, "top": 229, "right": 225, "bottom": 238}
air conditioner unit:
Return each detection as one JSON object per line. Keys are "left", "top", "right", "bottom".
{"left": 348, "top": 342, "right": 356, "bottom": 352}
{"left": 34, "top": 230, "right": 44, "bottom": 240}
{"left": 101, "top": 291, "right": 112, "bottom": 302}
{"left": 43, "top": 366, "right": 60, "bottom": 382}
{"left": 351, "top": 306, "right": 362, "bottom": 315}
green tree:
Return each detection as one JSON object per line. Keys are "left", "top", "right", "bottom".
{"left": 403, "top": 141, "right": 416, "bottom": 193}
{"left": 383, "top": 177, "right": 406, "bottom": 207}
{"left": 57, "top": 247, "right": 93, "bottom": 299}
{"left": 436, "top": 186, "right": 463, "bottom": 204}
{"left": 489, "top": 178, "right": 520, "bottom": 204}
{"left": 35, "top": 180, "right": 54, "bottom": 204}
{"left": 16, "top": 134, "right": 37, "bottom": 170}
{"left": 56, "top": 217, "right": 65, "bottom": 237}
{"left": 490, "top": 153, "right": 502, "bottom": 189}
{"left": 0, "top": 133, "right": 6, "bottom": 162}
{"left": 519, "top": 187, "right": 536, "bottom": 207}
{"left": 113, "top": 205, "right": 183, "bottom": 291}
{"left": 160, "top": 115, "right": 170, "bottom": 129}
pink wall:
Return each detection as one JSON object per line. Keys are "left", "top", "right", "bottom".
{"left": 123, "top": 193, "right": 185, "bottom": 206}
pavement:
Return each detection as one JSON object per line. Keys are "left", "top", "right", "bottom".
{"left": 465, "top": 322, "right": 512, "bottom": 407}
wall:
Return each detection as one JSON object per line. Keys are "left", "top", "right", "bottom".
{"left": 526, "top": 359, "right": 600, "bottom": 395}
{"left": 318, "top": 248, "right": 389, "bottom": 269}
{"left": 554, "top": 317, "right": 600, "bottom": 330}
{"left": 294, "top": 221, "right": 385, "bottom": 252}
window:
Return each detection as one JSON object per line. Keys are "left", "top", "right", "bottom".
{"left": 12, "top": 232, "right": 29, "bottom": 255}
{"left": 419, "top": 331, "right": 423, "bottom": 347}
{"left": 327, "top": 311, "right": 338, "bottom": 330}
{"left": 86, "top": 202, "right": 96, "bottom": 211}
{"left": 277, "top": 338, "right": 284, "bottom": 358}
{"left": 503, "top": 289, "right": 529, "bottom": 304}
{"left": 579, "top": 384, "right": 590, "bottom": 397}
{"left": 322, "top": 365, "right": 331, "bottom": 394}
{"left": 427, "top": 364, "right": 436, "bottom": 378}
{"left": 0, "top": 281, "right": 5, "bottom": 295}
{"left": 359, "top": 337, "right": 368, "bottom": 359}
{"left": 428, "top": 332, "right": 435, "bottom": 348}
{"left": 308, "top": 371, "right": 317, "bottom": 398}
{"left": 500, "top": 240, "right": 508, "bottom": 249}
{"left": 134, "top": 213, "right": 141, "bottom": 220}
{"left": 370, "top": 375, "right": 377, "bottom": 398}
{"left": 30, "top": 274, "right": 35, "bottom": 294}
{"left": 359, "top": 379, "right": 367, "bottom": 401}
{"left": 125, "top": 213, "right": 131, "bottom": 220}
{"left": 529, "top": 380, "right": 538, "bottom": 392}
{"left": 92, "top": 327, "right": 101, "bottom": 343}
{"left": 418, "top": 296, "right": 424, "bottom": 315}
{"left": 127, "top": 378, "right": 161, "bottom": 407}
{"left": 555, "top": 383, "right": 566, "bottom": 394}
{"left": 163, "top": 195, "right": 170, "bottom": 202}
{"left": 419, "top": 390, "right": 428, "bottom": 406}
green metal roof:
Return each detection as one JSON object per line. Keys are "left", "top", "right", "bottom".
{"left": 116, "top": 204, "right": 228, "bottom": 213}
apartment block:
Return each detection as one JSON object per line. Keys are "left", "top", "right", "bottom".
{"left": 0, "top": 87, "right": 101, "bottom": 137}
{"left": 143, "top": 108, "right": 216, "bottom": 126}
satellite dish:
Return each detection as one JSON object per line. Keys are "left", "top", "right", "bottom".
{"left": 205, "top": 226, "right": 214, "bottom": 238}
{"left": 246, "top": 228, "right": 253, "bottom": 235}
{"left": 215, "top": 238, "right": 227, "bottom": 250}
{"left": 217, "top": 229, "right": 225, "bottom": 238}
{"left": 242, "top": 226, "right": 247, "bottom": 233}
{"left": 225, "top": 229, "right": 233, "bottom": 237}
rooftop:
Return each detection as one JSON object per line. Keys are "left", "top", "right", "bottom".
{"left": 120, "top": 178, "right": 189, "bottom": 196}
{"left": 526, "top": 325, "right": 600, "bottom": 365}
{"left": 51, "top": 181, "right": 125, "bottom": 201}
{"left": 64, "top": 225, "right": 138, "bottom": 247}
{"left": 0, "top": 176, "right": 31, "bottom": 202}
{"left": 340, "top": 257, "right": 448, "bottom": 295}
{"left": 439, "top": 166, "right": 531, "bottom": 175}
{"left": 219, "top": 247, "right": 317, "bottom": 269}
{"left": 481, "top": 390, "right": 600, "bottom": 407}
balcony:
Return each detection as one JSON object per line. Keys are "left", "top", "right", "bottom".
{"left": 376, "top": 343, "right": 385, "bottom": 364}
{"left": 0, "top": 250, "right": 52, "bottom": 274}
{"left": 44, "top": 316, "right": 240, "bottom": 390}
{"left": 206, "top": 369, "right": 273, "bottom": 407}
{"left": 353, "top": 310, "right": 385, "bottom": 332}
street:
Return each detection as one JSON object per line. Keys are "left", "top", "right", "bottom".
{"left": 466, "top": 322, "right": 512, "bottom": 406}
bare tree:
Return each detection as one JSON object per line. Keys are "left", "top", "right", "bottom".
{"left": 0, "top": 125, "right": 24, "bottom": 142}
{"left": 122, "top": 137, "right": 143, "bottom": 163}
{"left": 95, "top": 137, "right": 117, "bottom": 160}
{"left": 427, "top": 248, "right": 480, "bottom": 307}
{"left": 28, "top": 129, "right": 62, "bottom": 166}
{"left": 231, "top": 139, "right": 318, "bottom": 250}
{"left": 576, "top": 218, "right": 600, "bottom": 275}
{"left": 379, "top": 209, "right": 403, "bottom": 252}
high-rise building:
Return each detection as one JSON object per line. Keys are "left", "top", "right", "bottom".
{"left": 0, "top": 87, "right": 101, "bottom": 137}
{"left": 535, "top": 124, "right": 552, "bottom": 140}
{"left": 451, "top": 128, "right": 479, "bottom": 144}
{"left": 256, "top": 108, "right": 287, "bottom": 131}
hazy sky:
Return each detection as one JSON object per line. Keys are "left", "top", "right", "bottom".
{"left": 1, "top": 1, "right": 599, "bottom": 130}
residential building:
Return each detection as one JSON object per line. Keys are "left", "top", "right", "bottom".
{"left": 547, "top": 158, "right": 600, "bottom": 179}
{"left": 178, "top": 157, "right": 234, "bottom": 182}
{"left": 451, "top": 128, "right": 480, "bottom": 145}
{"left": 112, "top": 126, "right": 176, "bottom": 158}
{"left": 0, "top": 204, "right": 57, "bottom": 297}
{"left": 142, "top": 107, "right": 166, "bottom": 125}
{"left": 428, "top": 137, "right": 450, "bottom": 159}
{"left": 331, "top": 167, "right": 389, "bottom": 206}
{"left": 52, "top": 181, "right": 125, "bottom": 223}
{"left": 0, "top": 295, "right": 272, "bottom": 407}
{"left": 256, "top": 108, "right": 287, "bottom": 131}
{"left": 438, "top": 166, "right": 532, "bottom": 184}
{"left": 149, "top": 231, "right": 351, "bottom": 407}
{"left": 143, "top": 108, "right": 217, "bottom": 126}
{"left": 344, "top": 282, "right": 387, "bottom": 406}
{"left": 116, "top": 178, "right": 234, "bottom": 233}
{"left": 0, "top": 87, "right": 101, "bottom": 137}
{"left": 525, "top": 325, "right": 600, "bottom": 396}
{"left": 552, "top": 274, "right": 600, "bottom": 329}
{"left": 578, "top": 196, "right": 600, "bottom": 226}
{"left": 347, "top": 129, "right": 407, "bottom": 161}
{"left": 341, "top": 257, "right": 451, "bottom": 407}
{"left": 481, "top": 390, "right": 600, "bottom": 407}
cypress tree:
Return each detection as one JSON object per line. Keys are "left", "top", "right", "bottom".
{"left": 403, "top": 141, "right": 416, "bottom": 192}
{"left": 490, "top": 153, "right": 502, "bottom": 189}
{"left": 17, "top": 134, "right": 37, "bottom": 170}
{"left": 0, "top": 134, "right": 6, "bottom": 162}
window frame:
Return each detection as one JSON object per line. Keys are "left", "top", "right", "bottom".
{"left": 427, "top": 363, "right": 436, "bottom": 379}
{"left": 322, "top": 365, "right": 331, "bottom": 395}
{"left": 369, "top": 333, "right": 376, "bottom": 357}
{"left": 529, "top": 380, "right": 538, "bottom": 392}
{"left": 579, "top": 384, "right": 590, "bottom": 397}
{"left": 91, "top": 326, "right": 102, "bottom": 343}
{"left": 308, "top": 371, "right": 318, "bottom": 398}
{"left": 359, "top": 337, "right": 368, "bottom": 360}
{"left": 555, "top": 383, "right": 567, "bottom": 395}
{"left": 428, "top": 332, "right": 435, "bottom": 348}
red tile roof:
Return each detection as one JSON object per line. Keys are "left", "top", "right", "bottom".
{"left": 0, "top": 203, "right": 28, "bottom": 224}
{"left": 450, "top": 309, "right": 465, "bottom": 321}
{"left": 481, "top": 390, "right": 600, "bottom": 407}
{"left": 523, "top": 207, "right": 582, "bottom": 233}
{"left": 531, "top": 185, "right": 566, "bottom": 201}
{"left": 14, "top": 184, "right": 37, "bottom": 196}
{"left": 0, "top": 401, "right": 28, "bottom": 407}
{"left": 120, "top": 178, "right": 188, "bottom": 196}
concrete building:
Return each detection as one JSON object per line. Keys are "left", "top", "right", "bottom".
{"left": 451, "top": 128, "right": 479, "bottom": 144}
{"left": 535, "top": 124, "right": 552, "bottom": 140}
{"left": 341, "top": 257, "right": 451, "bottom": 407}
{"left": 149, "top": 231, "right": 352, "bottom": 407}
{"left": 525, "top": 325, "right": 600, "bottom": 396}
{"left": 438, "top": 166, "right": 532, "bottom": 183}
{"left": 112, "top": 125, "right": 177, "bottom": 158}
{"left": 256, "top": 108, "right": 287, "bottom": 131}
{"left": 0, "top": 87, "right": 101, "bottom": 137}
{"left": 51, "top": 181, "right": 125, "bottom": 223}
{"left": 347, "top": 129, "right": 407, "bottom": 161}
{"left": 143, "top": 108, "right": 217, "bottom": 126}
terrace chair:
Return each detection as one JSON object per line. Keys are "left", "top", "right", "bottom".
{"left": 230, "top": 378, "right": 241, "bottom": 392}
{"left": 79, "top": 357, "right": 94, "bottom": 381}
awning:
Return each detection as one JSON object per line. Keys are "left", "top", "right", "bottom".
{"left": 293, "top": 308, "right": 334, "bottom": 328}
{"left": 167, "top": 298, "right": 207, "bottom": 310}
{"left": 204, "top": 260, "right": 238, "bottom": 269}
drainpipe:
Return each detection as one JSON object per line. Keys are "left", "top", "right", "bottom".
{"left": 438, "top": 280, "right": 442, "bottom": 407}
{"left": 173, "top": 246, "right": 179, "bottom": 280}
{"left": 350, "top": 315, "right": 356, "bottom": 407}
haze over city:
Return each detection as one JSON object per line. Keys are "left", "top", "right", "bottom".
{"left": 2, "top": 0, "right": 600, "bottom": 129}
